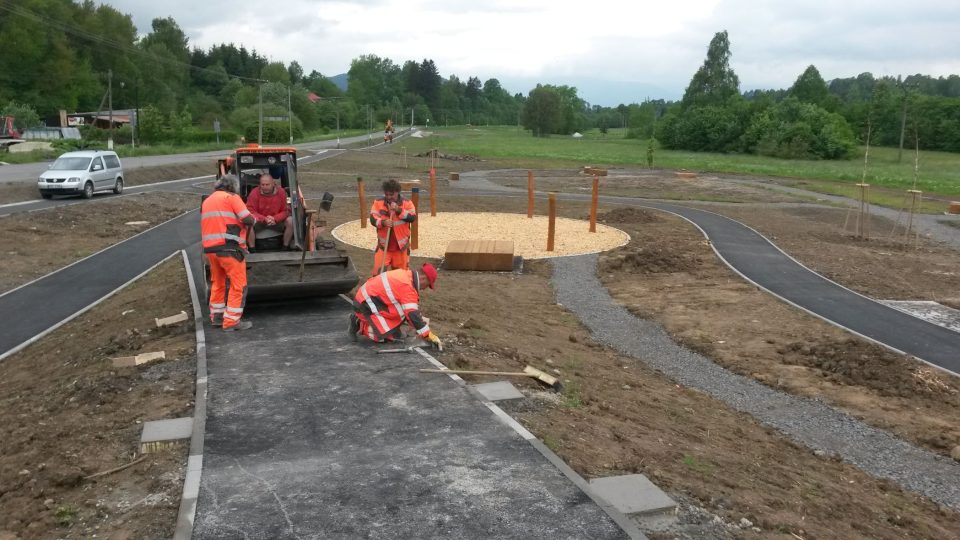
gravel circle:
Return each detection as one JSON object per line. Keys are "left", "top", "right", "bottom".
{"left": 552, "top": 253, "right": 960, "bottom": 510}
{"left": 331, "top": 212, "right": 630, "bottom": 259}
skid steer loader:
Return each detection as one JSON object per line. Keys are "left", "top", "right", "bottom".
{"left": 206, "top": 144, "right": 359, "bottom": 301}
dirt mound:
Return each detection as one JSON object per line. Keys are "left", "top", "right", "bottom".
{"left": 779, "top": 337, "right": 960, "bottom": 401}
{"left": 599, "top": 207, "right": 663, "bottom": 224}
{"left": 601, "top": 244, "right": 700, "bottom": 274}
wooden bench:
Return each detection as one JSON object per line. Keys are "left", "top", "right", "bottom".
{"left": 444, "top": 240, "right": 515, "bottom": 271}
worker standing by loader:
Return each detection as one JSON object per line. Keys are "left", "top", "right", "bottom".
{"left": 201, "top": 174, "right": 256, "bottom": 331}
{"left": 370, "top": 179, "right": 416, "bottom": 276}
{"left": 349, "top": 263, "right": 443, "bottom": 350}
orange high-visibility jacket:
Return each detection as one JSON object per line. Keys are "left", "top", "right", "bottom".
{"left": 370, "top": 196, "right": 416, "bottom": 251}
{"left": 201, "top": 190, "right": 252, "bottom": 253}
{"left": 354, "top": 268, "right": 429, "bottom": 338}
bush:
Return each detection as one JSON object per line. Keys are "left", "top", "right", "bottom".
{"left": 244, "top": 121, "right": 303, "bottom": 144}
{"left": 658, "top": 105, "right": 744, "bottom": 152}
{"left": 744, "top": 97, "right": 855, "bottom": 159}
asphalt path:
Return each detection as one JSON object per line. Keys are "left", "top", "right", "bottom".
{"left": 0, "top": 130, "right": 409, "bottom": 359}
{"left": 0, "top": 129, "right": 400, "bottom": 184}
{"left": 192, "top": 296, "right": 631, "bottom": 539}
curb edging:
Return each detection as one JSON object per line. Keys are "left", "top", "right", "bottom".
{"left": 173, "top": 249, "right": 208, "bottom": 540}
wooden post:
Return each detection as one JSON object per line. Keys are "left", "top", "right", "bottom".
{"left": 357, "top": 177, "right": 367, "bottom": 229}
{"left": 411, "top": 187, "right": 420, "bottom": 250}
{"left": 589, "top": 176, "right": 599, "bottom": 233}
{"left": 429, "top": 168, "right": 437, "bottom": 216}
{"left": 547, "top": 192, "right": 556, "bottom": 252}
{"left": 527, "top": 170, "right": 534, "bottom": 218}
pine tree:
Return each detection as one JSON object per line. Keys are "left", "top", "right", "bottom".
{"left": 681, "top": 30, "right": 740, "bottom": 108}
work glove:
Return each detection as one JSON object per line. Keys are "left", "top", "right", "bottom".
{"left": 426, "top": 331, "right": 443, "bottom": 352}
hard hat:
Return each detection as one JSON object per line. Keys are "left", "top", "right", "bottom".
{"left": 421, "top": 263, "right": 438, "bottom": 289}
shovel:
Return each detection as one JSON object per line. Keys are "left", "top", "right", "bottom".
{"left": 419, "top": 365, "right": 563, "bottom": 391}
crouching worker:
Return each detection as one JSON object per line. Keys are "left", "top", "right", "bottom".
{"left": 349, "top": 263, "right": 443, "bottom": 350}
{"left": 201, "top": 174, "right": 256, "bottom": 331}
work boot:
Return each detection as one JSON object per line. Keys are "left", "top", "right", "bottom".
{"left": 211, "top": 314, "right": 223, "bottom": 327}
{"left": 347, "top": 313, "right": 359, "bottom": 341}
{"left": 223, "top": 320, "right": 253, "bottom": 332}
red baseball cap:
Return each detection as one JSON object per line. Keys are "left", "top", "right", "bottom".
{"left": 421, "top": 263, "right": 438, "bottom": 289}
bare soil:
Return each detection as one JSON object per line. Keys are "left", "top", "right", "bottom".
{"left": 316, "top": 190, "right": 960, "bottom": 538}
{"left": 0, "top": 257, "right": 195, "bottom": 539}
{"left": 0, "top": 192, "right": 198, "bottom": 294}
{"left": 485, "top": 169, "right": 808, "bottom": 203}
{"left": 7, "top": 144, "right": 960, "bottom": 538}
{"left": 596, "top": 207, "right": 960, "bottom": 461}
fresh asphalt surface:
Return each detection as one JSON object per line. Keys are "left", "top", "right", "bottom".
{"left": 640, "top": 200, "right": 960, "bottom": 373}
{"left": 192, "top": 295, "right": 627, "bottom": 539}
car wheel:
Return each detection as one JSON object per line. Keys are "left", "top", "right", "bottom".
{"left": 40, "top": 192, "right": 52, "bottom": 199}
{"left": 82, "top": 182, "right": 94, "bottom": 199}
{"left": 113, "top": 177, "right": 124, "bottom": 194}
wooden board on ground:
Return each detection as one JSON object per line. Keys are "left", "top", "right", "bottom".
{"left": 444, "top": 240, "right": 515, "bottom": 271}
{"left": 400, "top": 179, "right": 421, "bottom": 192}
{"left": 112, "top": 351, "right": 166, "bottom": 368}
{"left": 155, "top": 311, "right": 188, "bottom": 328}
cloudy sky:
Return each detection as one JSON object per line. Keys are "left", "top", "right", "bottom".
{"left": 107, "top": 0, "right": 960, "bottom": 105}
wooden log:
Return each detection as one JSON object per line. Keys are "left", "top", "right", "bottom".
{"left": 527, "top": 170, "right": 534, "bottom": 218}
{"left": 411, "top": 187, "right": 420, "bottom": 250}
{"left": 429, "top": 168, "right": 437, "bottom": 216}
{"left": 547, "top": 193, "right": 556, "bottom": 251}
{"left": 590, "top": 176, "right": 599, "bottom": 233}
{"left": 949, "top": 202, "right": 960, "bottom": 214}
{"left": 357, "top": 177, "right": 366, "bottom": 229}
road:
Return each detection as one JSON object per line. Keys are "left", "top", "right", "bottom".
{"left": 0, "top": 129, "right": 404, "bottom": 184}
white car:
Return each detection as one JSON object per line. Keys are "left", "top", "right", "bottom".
{"left": 37, "top": 150, "right": 124, "bottom": 199}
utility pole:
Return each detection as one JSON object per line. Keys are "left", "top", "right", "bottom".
{"left": 107, "top": 69, "right": 114, "bottom": 150}
{"left": 133, "top": 80, "right": 139, "bottom": 149}
{"left": 411, "top": 107, "right": 414, "bottom": 129}
{"left": 288, "top": 85, "right": 293, "bottom": 144}
{"left": 258, "top": 83, "right": 263, "bottom": 145}
{"left": 367, "top": 104, "right": 371, "bottom": 143}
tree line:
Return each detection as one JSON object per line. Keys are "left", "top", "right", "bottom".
{"left": 2, "top": 2, "right": 958, "bottom": 157}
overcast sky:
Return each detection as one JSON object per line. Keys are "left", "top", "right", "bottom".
{"left": 107, "top": 0, "right": 960, "bottom": 106}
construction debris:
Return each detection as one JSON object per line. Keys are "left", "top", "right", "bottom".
{"left": 112, "top": 351, "right": 166, "bottom": 368}
{"left": 155, "top": 310, "right": 188, "bottom": 328}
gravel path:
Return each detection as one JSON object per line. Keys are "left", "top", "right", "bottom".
{"left": 552, "top": 253, "right": 960, "bottom": 510}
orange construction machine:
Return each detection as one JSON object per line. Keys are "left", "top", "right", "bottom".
{"left": 210, "top": 144, "right": 359, "bottom": 300}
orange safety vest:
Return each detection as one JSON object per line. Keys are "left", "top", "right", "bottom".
{"left": 370, "top": 196, "right": 416, "bottom": 251}
{"left": 354, "top": 268, "right": 429, "bottom": 338}
{"left": 201, "top": 190, "right": 252, "bottom": 253}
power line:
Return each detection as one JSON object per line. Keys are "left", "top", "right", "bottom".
{"left": 0, "top": 1, "right": 266, "bottom": 84}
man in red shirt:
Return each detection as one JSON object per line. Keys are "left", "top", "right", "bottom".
{"left": 246, "top": 173, "right": 293, "bottom": 250}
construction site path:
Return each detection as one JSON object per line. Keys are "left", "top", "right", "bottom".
{"left": 191, "top": 297, "right": 635, "bottom": 539}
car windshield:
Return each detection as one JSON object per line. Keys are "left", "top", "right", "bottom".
{"left": 50, "top": 157, "right": 92, "bottom": 171}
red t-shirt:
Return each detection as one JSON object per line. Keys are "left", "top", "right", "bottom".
{"left": 246, "top": 186, "right": 289, "bottom": 222}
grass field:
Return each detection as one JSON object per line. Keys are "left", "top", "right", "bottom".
{"left": 416, "top": 126, "right": 960, "bottom": 198}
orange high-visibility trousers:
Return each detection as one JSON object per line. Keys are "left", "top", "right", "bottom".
{"left": 207, "top": 253, "right": 248, "bottom": 329}
{"left": 371, "top": 249, "right": 409, "bottom": 276}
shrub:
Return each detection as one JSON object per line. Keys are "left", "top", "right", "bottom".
{"left": 744, "top": 97, "right": 855, "bottom": 159}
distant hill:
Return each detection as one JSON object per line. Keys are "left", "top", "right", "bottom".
{"left": 330, "top": 73, "right": 348, "bottom": 92}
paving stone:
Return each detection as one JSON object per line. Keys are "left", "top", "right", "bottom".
{"left": 472, "top": 381, "right": 524, "bottom": 401}
{"left": 141, "top": 417, "right": 193, "bottom": 443}
{"left": 589, "top": 474, "right": 677, "bottom": 516}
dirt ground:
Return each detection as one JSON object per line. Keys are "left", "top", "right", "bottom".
{"left": 486, "top": 169, "right": 808, "bottom": 204}
{"left": 7, "top": 143, "right": 960, "bottom": 538}
{"left": 0, "top": 257, "right": 195, "bottom": 539}
{"left": 316, "top": 189, "right": 960, "bottom": 538}
{"left": 0, "top": 192, "right": 198, "bottom": 294}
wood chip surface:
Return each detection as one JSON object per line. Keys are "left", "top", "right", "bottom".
{"left": 332, "top": 212, "right": 630, "bottom": 259}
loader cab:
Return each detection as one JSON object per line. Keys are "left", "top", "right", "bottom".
{"left": 216, "top": 145, "right": 305, "bottom": 251}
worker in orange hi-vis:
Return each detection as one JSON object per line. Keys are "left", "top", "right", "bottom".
{"left": 201, "top": 174, "right": 256, "bottom": 331}
{"left": 370, "top": 179, "right": 416, "bottom": 276}
{"left": 348, "top": 263, "right": 443, "bottom": 350}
